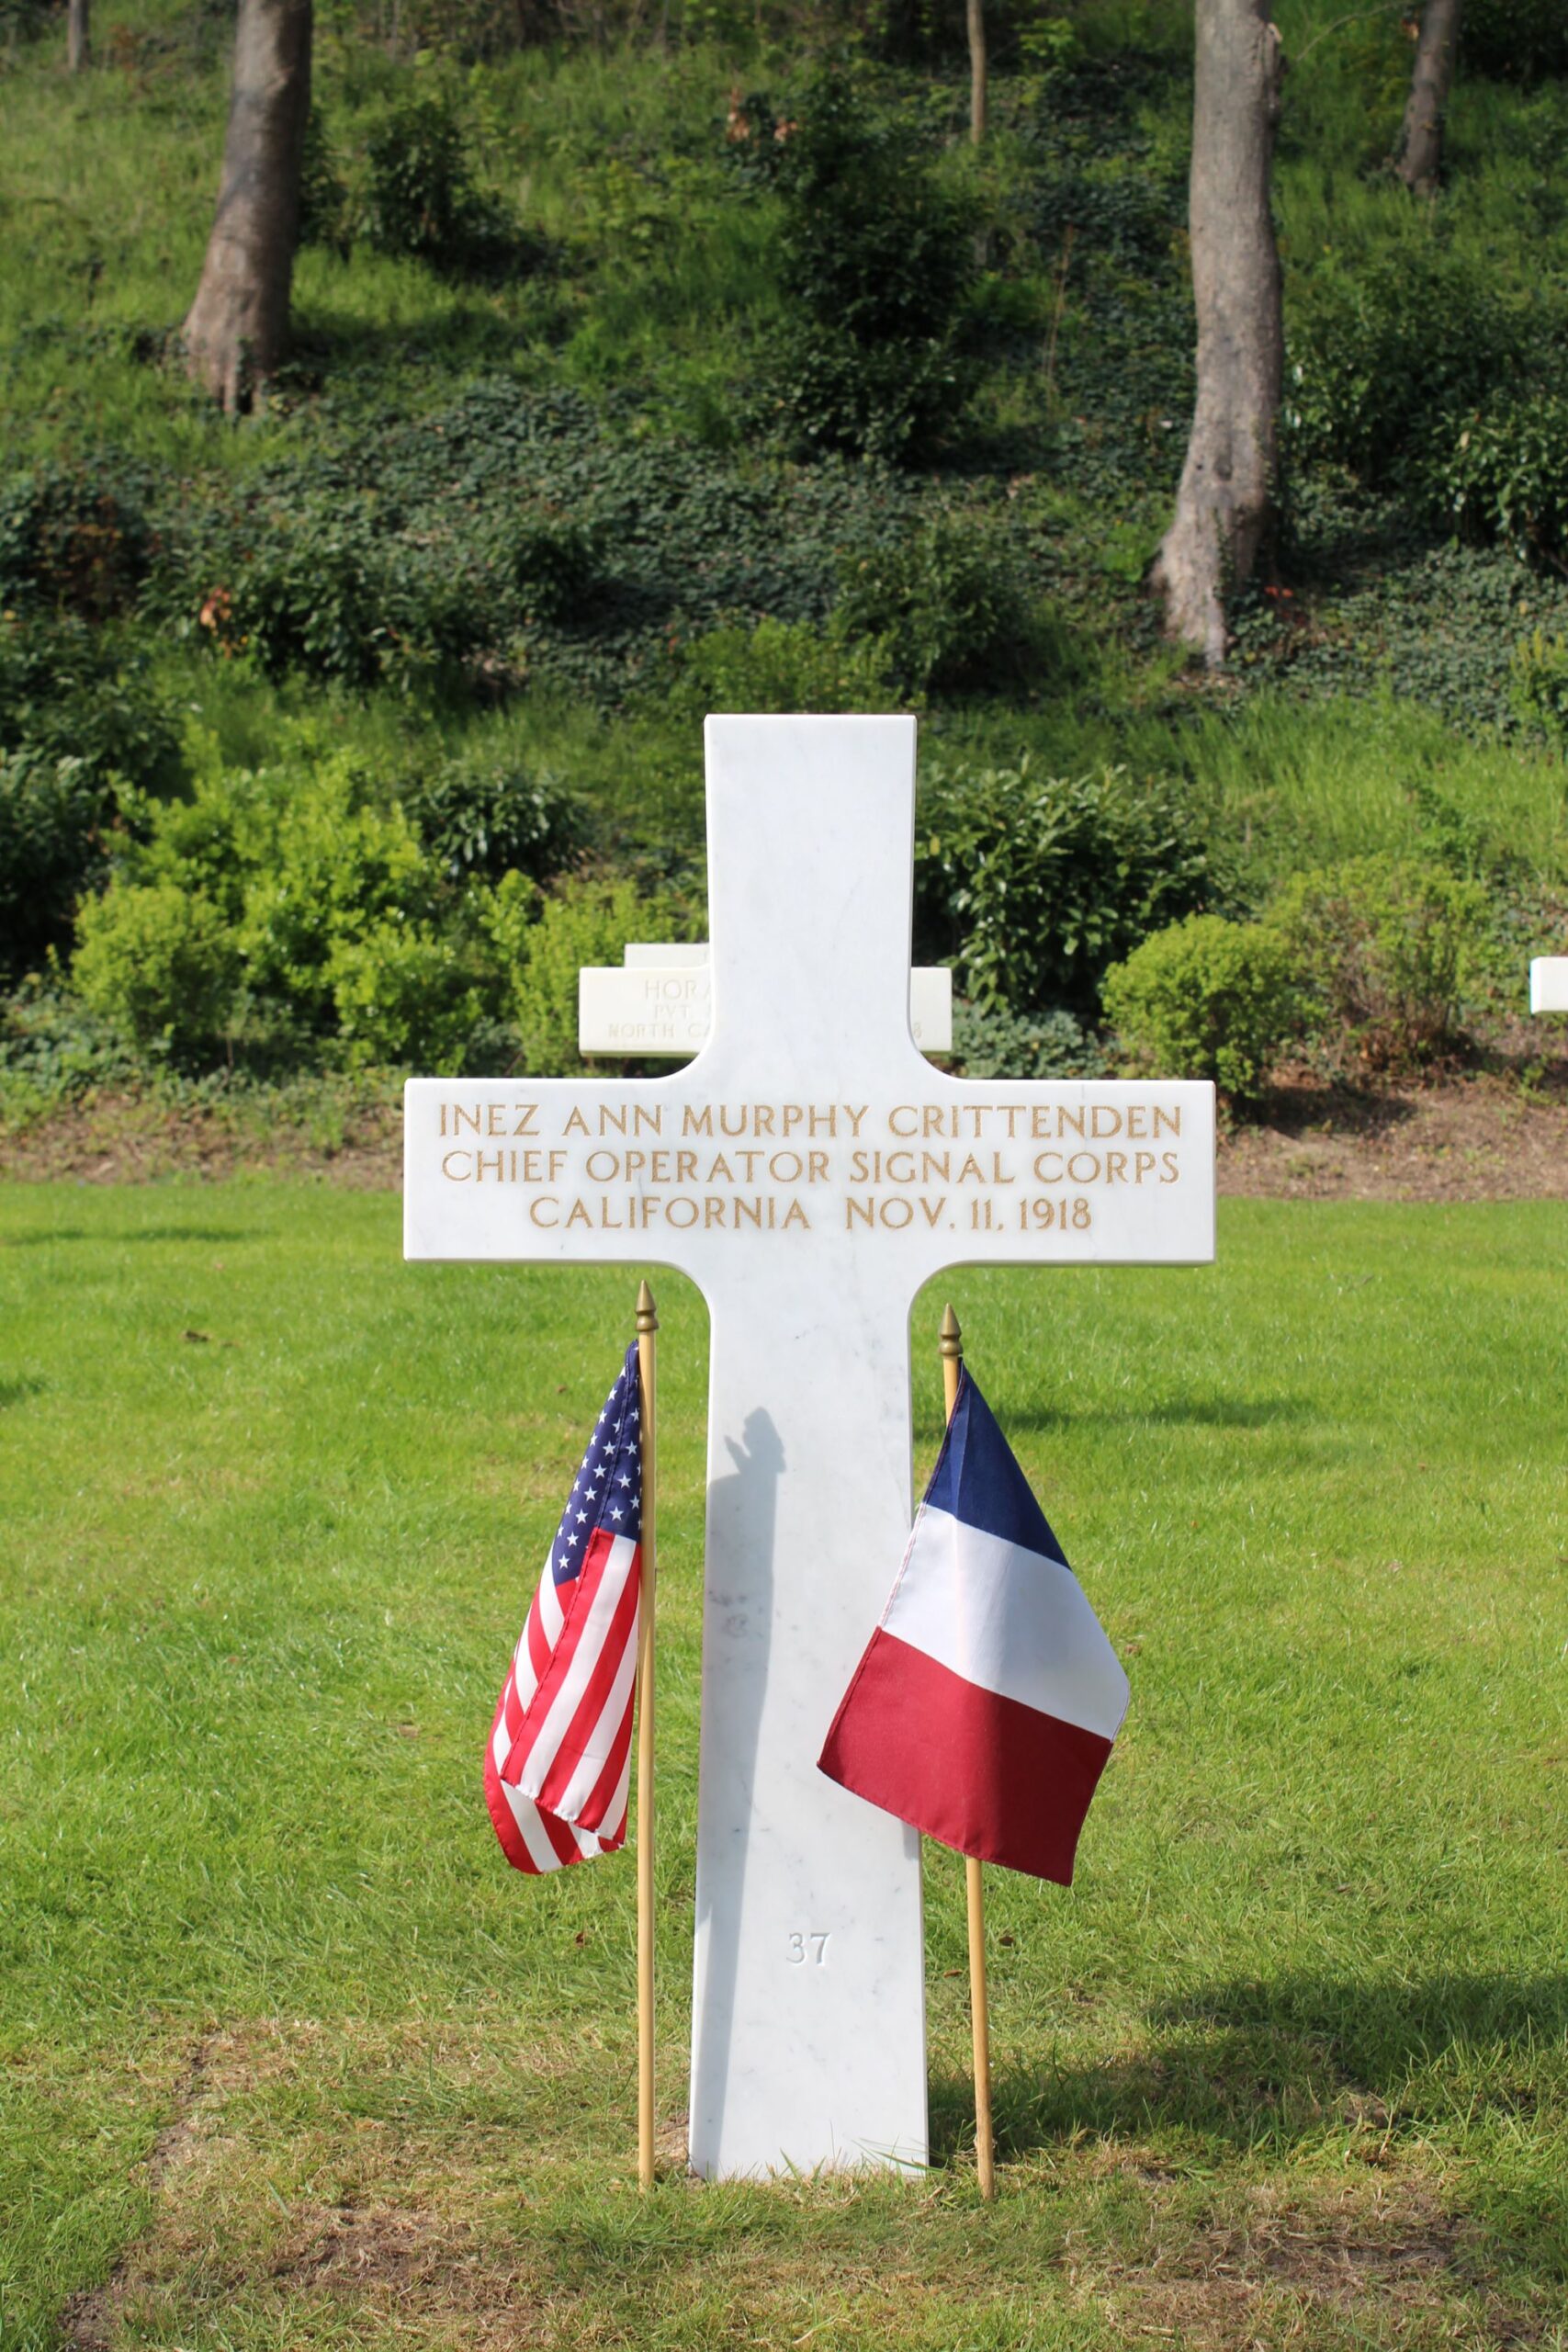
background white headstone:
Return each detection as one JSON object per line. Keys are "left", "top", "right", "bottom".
{"left": 1529, "top": 957, "right": 1568, "bottom": 1012}
{"left": 579, "top": 952, "right": 953, "bottom": 1056}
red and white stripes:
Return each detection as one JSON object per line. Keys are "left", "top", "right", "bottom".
{"left": 484, "top": 1528, "right": 642, "bottom": 1874}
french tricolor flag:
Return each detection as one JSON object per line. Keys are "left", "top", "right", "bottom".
{"left": 818, "top": 1367, "right": 1129, "bottom": 1884}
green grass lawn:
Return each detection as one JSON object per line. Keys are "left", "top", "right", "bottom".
{"left": 1, "top": 1183, "right": 1563, "bottom": 2349}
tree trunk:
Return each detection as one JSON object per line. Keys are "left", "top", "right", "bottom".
{"left": 67, "top": 0, "right": 89, "bottom": 72}
{"left": 1393, "top": 0, "right": 1462, "bottom": 197}
{"left": 967, "top": 0, "right": 987, "bottom": 146}
{"left": 1151, "top": 0, "right": 1283, "bottom": 669}
{"left": 183, "top": 0, "right": 312, "bottom": 413}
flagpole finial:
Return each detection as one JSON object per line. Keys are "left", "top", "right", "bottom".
{"left": 637, "top": 1279, "right": 658, "bottom": 1332}
{"left": 940, "top": 1301, "right": 963, "bottom": 1361}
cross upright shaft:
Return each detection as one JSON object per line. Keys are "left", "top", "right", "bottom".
{"left": 404, "top": 716, "right": 1215, "bottom": 2177}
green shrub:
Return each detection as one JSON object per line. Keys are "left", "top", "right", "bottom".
{"left": 1463, "top": 0, "right": 1568, "bottom": 81}
{"left": 835, "top": 515, "right": 1039, "bottom": 697}
{"left": 405, "top": 757, "right": 587, "bottom": 884}
{"left": 951, "top": 1001, "right": 1109, "bottom": 1081}
{"left": 1103, "top": 915, "right": 1300, "bottom": 1102}
{"left": 914, "top": 761, "right": 1216, "bottom": 1019}
{"left": 0, "top": 752, "right": 114, "bottom": 981}
{"left": 486, "top": 504, "right": 605, "bottom": 625}
{"left": 328, "top": 920, "right": 487, "bottom": 1073}
{"left": 0, "top": 463, "right": 155, "bottom": 621}
{"left": 676, "top": 615, "right": 896, "bottom": 714}
{"left": 0, "top": 616, "right": 182, "bottom": 794}
{"left": 1285, "top": 250, "right": 1521, "bottom": 490}
{"left": 0, "top": 981, "right": 139, "bottom": 1118}
{"left": 239, "top": 766, "right": 432, "bottom": 1022}
{"left": 1438, "top": 394, "right": 1568, "bottom": 571}
{"left": 512, "top": 876, "right": 678, "bottom": 1075}
{"left": 1268, "top": 854, "right": 1490, "bottom": 1071}
{"left": 73, "top": 882, "right": 241, "bottom": 1056}
{"left": 202, "top": 503, "right": 487, "bottom": 688}
{"left": 1511, "top": 629, "right": 1568, "bottom": 739}
{"left": 361, "top": 85, "right": 530, "bottom": 278}
{"left": 768, "top": 73, "right": 980, "bottom": 461}
{"left": 65, "top": 746, "right": 545, "bottom": 1072}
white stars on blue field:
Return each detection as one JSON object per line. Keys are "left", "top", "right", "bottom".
{"left": 552, "top": 1340, "right": 643, "bottom": 1583}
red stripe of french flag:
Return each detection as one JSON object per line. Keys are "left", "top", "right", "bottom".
{"left": 818, "top": 1369, "right": 1129, "bottom": 1886}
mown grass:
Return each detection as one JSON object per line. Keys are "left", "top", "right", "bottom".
{"left": 1, "top": 1183, "right": 1563, "bottom": 2347}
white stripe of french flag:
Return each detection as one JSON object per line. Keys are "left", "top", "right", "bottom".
{"left": 818, "top": 1369, "right": 1129, "bottom": 1886}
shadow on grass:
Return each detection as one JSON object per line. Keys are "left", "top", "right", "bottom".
{"left": 930, "top": 1972, "right": 1568, "bottom": 2166}
{"left": 0, "top": 1374, "right": 47, "bottom": 1408}
{"left": 1252, "top": 1080, "right": 1421, "bottom": 1139}
{"left": 2, "top": 1226, "right": 260, "bottom": 1247}
{"left": 998, "top": 1395, "right": 1310, "bottom": 1435}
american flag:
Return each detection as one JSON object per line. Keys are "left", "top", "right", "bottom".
{"left": 484, "top": 1342, "right": 644, "bottom": 1873}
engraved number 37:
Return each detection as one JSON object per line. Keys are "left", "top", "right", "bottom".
{"left": 787, "top": 1931, "right": 831, "bottom": 1966}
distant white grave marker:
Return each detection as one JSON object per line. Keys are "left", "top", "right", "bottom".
{"left": 1529, "top": 958, "right": 1568, "bottom": 1013}
{"left": 404, "top": 717, "right": 1216, "bottom": 2179}
{"left": 579, "top": 945, "right": 953, "bottom": 1057}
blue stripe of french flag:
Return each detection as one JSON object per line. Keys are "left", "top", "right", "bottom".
{"left": 818, "top": 1367, "right": 1129, "bottom": 1885}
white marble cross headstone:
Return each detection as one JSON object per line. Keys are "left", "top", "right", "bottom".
{"left": 405, "top": 716, "right": 1215, "bottom": 2179}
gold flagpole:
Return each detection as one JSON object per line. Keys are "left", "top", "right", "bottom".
{"left": 635, "top": 1280, "right": 659, "bottom": 2191}
{"left": 941, "top": 1302, "right": 996, "bottom": 2202}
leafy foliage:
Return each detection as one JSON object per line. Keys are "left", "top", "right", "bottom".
{"left": 1284, "top": 250, "right": 1523, "bottom": 492}
{"left": 327, "top": 920, "right": 491, "bottom": 1074}
{"left": 0, "top": 616, "right": 183, "bottom": 795}
{"left": 950, "top": 999, "right": 1109, "bottom": 1080}
{"left": 0, "top": 751, "right": 113, "bottom": 982}
{"left": 1463, "top": 0, "right": 1568, "bottom": 82}
{"left": 674, "top": 614, "right": 896, "bottom": 712}
{"left": 766, "top": 71, "right": 981, "bottom": 460}
{"left": 1103, "top": 915, "right": 1300, "bottom": 1102}
{"left": 510, "top": 874, "right": 685, "bottom": 1075}
{"left": 73, "top": 881, "right": 242, "bottom": 1057}
{"left": 402, "top": 757, "right": 587, "bottom": 884}
{"left": 1510, "top": 630, "right": 1568, "bottom": 740}
{"left": 1268, "top": 855, "right": 1491, "bottom": 1072}
{"left": 914, "top": 761, "right": 1217, "bottom": 1019}
{"left": 835, "top": 513, "right": 1042, "bottom": 697}
{"left": 361, "top": 84, "right": 536, "bottom": 278}
{"left": 1439, "top": 393, "right": 1568, "bottom": 571}
{"left": 0, "top": 462, "right": 155, "bottom": 621}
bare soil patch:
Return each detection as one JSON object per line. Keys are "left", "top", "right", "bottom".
{"left": 1222, "top": 1062, "right": 1568, "bottom": 1203}
{"left": 1074, "top": 2173, "right": 1540, "bottom": 2351}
